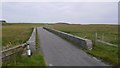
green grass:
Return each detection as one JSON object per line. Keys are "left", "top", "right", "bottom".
{"left": 50, "top": 24, "right": 118, "bottom": 45}
{"left": 2, "top": 23, "right": 45, "bottom": 48}
{"left": 0, "top": 24, "right": 2, "bottom": 46}
{"left": 2, "top": 23, "right": 46, "bottom": 66}
{"left": 50, "top": 24, "right": 118, "bottom": 65}
{"left": 2, "top": 25, "right": 32, "bottom": 47}
{"left": 36, "top": 28, "right": 39, "bottom": 49}
{"left": 87, "top": 42, "right": 118, "bottom": 65}
{"left": 16, "top": 52, "right": 45, "bottom": 66}
{"left": 2, "top": 52, "right": 46, "bottom": 66}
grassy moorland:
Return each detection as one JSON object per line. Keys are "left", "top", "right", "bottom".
{"left": 50, "top": 24, "right": 118, "bottom": 45}
{"left": 0, "top": 23, "right": 2, "bottom": 45}
{"left": 2, "top": 23, "right": 44, "bottom": 49}
{"left": 0, "top": 25, "right": 1, "bottom": 43}
{"left": 2, "top": 23, "right": 46, "bottom": 66}
{"left": 50, "top": 24, "right": 118, "bottom": 65}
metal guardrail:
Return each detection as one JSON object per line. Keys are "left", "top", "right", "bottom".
{"left": 1, "top": 43, "right": 27, "bottom": 61}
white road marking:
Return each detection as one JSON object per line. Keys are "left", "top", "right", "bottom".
{"left": 49, "top": 64, "right": 53, "bottom": 66}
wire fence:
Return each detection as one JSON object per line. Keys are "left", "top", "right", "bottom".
{"left": 96, "top": 32, "right": 118, "bottom": 45}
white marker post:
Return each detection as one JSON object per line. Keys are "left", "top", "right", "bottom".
{"left": 27, "top": 49, "right": 32, "bottom": 57}
{"left": 26, "top": 44, "right": 32, "bottom": 57}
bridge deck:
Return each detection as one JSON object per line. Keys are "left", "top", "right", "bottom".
{"left": 37, "top": 27, "right": 107, "bottom": 66}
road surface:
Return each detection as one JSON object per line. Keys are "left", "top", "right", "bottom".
{"left": 37, "top": 27, "right": 107, "bottom": 66}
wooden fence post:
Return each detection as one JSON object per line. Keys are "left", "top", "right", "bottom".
{"left": 102, "top": 33, "right": 104, "bottom": 41}
{"left": 94, "top": 32, "right": 97, "bottom": 48}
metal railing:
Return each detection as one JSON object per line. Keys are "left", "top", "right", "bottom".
{"left": 1, "top": 43, "right": 27, "bottom": 61}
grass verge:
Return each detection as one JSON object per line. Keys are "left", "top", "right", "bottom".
{"left": 2, "top": 51, "right": 46, "bottom": 66}
{"left": 36, "top": 28, "right": 39, "bottom": 49}
{"left": 87, "top": 42, "right": 118, "bottom": 65}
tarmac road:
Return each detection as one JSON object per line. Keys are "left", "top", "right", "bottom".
{"left": 37, "top": 27, "right": 107, "bottom": 66}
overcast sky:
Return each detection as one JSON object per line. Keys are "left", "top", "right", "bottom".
{"left": 1, "top": 0, "right": 119, "bottom": 2}
{"left": 1, "top": 1, "right": 118, "bottom": 24}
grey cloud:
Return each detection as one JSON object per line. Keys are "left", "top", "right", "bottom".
{"left": 2, "top": 2, "right": 118, "bottom": 24}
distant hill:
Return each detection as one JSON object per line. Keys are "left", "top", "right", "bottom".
{"left": 56, "top": 22, "right": 69, "bottom": 24}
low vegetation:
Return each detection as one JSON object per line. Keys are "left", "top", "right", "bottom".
{"left": 88, "top": 42, "right": 118, "bottom": 65}
{"left": 50, "top": 24, "right": 118, "bottom": 45}
{"left": 2, "top": 23, "right": 46, "bottom": 66}
{"left": 2, "top": 51, "right": 46, "bottom": 67}
{"left": 2, "top": 23, "right": 44, "bottom": 49}
{"left": 36, "top": 28, "right": 39, "bottom": 49}
{"left": 0, "top": 24, "right": 2, "bottom": 46}
{"left": 50, "top": 24, "right": 118, "bottom": 65}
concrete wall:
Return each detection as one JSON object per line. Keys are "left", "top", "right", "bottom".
{"left": 43, "top": 27, "right": 92, "bottom": 50}
{"left": 27, "top": 28, "right": 36, "bottom": 52}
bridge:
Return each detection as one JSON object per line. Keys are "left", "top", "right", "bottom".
{"left": 36, "top": 27, "right": 107, "bottom": 66}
